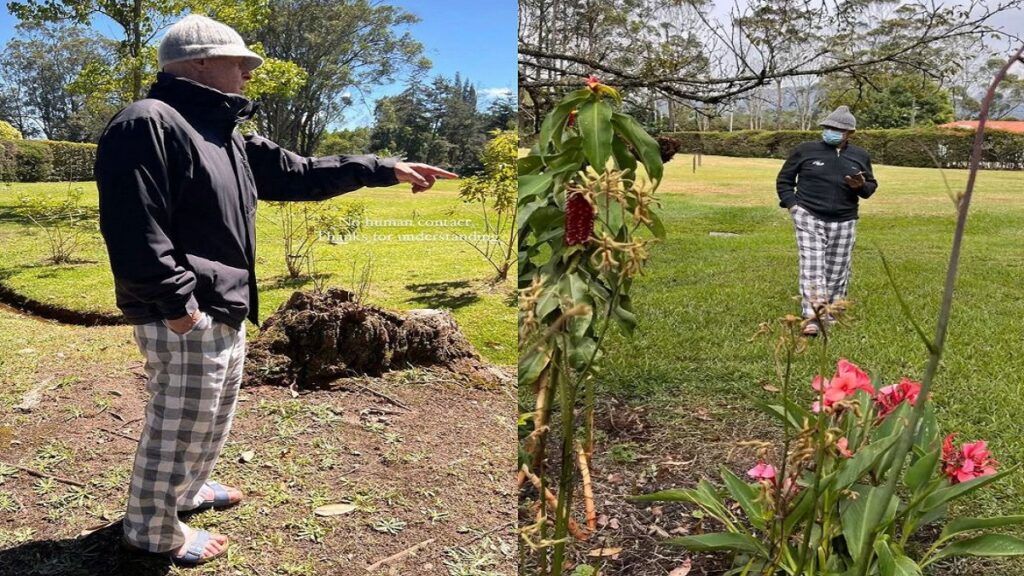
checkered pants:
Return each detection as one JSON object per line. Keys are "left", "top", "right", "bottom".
{"left": 123, "top": 315, "right": 246, "bottom": 552}
{"left": 790, "top": 205, "right": 857, "bottom": 318}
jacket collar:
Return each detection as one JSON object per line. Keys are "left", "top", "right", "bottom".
{"left": 147, "top": 72, "right": 259, "bottom": 132}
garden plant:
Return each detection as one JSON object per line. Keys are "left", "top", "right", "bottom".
{"left": 517, "top": 76, "right": 665, "bottom": 574}
{"left": 632, "top": 45, "right": 1024, "bottom": 576}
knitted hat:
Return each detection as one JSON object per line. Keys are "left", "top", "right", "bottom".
{"left": 158, "top": 14, "right": 264, "bottom": 71}
{"left": 819, "top": 106, "right": 857, "bottom": 131}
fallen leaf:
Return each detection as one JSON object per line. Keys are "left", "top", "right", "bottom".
{"left": 239, "top": 451, "right": 255, "bottom": 463}
{"left": 587, "top": 547, "right": 622, "bottom": 558}
{"left": 648, "top": 524, "right": 670, "bottom": 538}
{"left": 608, "top": 518, "right": 620, "bottom": 530}
{"left": 762, "top": 383, "right": 780, "bottom": 393}
{"left": 668, "top": 558, "right": 692, "bottom": 576}
{"left": 313, "top": 503, "right": 357, "bottom": 516}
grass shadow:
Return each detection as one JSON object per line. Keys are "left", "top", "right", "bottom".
{"left": 405, "top": 280, "right": 481, "bottom": 310}
{"left": 0, "top": 522, "right": 173, "bottom": 576}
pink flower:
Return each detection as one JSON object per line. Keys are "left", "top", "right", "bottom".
{"left": 836, "top": 437, "right": 853, "bottom": 458}
{"left": 941, "top": 434, "right": 998, "bottom": 484}
{"left": 585, "top": 75, "right": 601, "bottom": 90}
{"left": 811, "top": 359, "right": 875, "bottom": 412}
{"left": 875, "top": 377, "right": 922, "bottom": 419}
{"left": 747, "top": 461, "right": 777, "bottom": 482}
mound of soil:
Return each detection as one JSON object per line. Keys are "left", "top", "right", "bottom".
{"left": 245, "top": 288, "right": 489, "bottom": 388}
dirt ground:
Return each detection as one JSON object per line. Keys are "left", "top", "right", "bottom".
{"left": 0, "top": 311, "right": 516, "bottom": 576}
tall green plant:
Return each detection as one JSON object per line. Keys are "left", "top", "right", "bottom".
{"left": 517, "top": 76, "right": 664, "bottom": 574}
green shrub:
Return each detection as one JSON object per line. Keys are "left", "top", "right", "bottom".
{"left": 46, "top": 141, "right": 96, "bottom": 181}
{"left": 0, "top": 120, "right": 21, "bottom": 140}
{"left": 13, "top": 140, "right": 53, "bottom": 182}
{"left": 661, "top": 127, "right": 1024, "bottom": 170}
{"left": 0, "top": 139, "right": 97, "bottom": 182}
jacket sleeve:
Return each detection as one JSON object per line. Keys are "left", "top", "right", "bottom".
{"left": 243, "top": 134, "right": 400, "bottom": 201}
{"left": 96, "top": 117, "right": 198, "bottom": 319}
{"left": 858, "top": 155, "right": 878, "bottom": 199}
{"left": 776, "top": 145, "right": 802, "bottom": 209}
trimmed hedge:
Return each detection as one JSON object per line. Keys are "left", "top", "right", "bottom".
{"left": 0, "top": 139, "right": 97, "bottom": 182}
{"left": 661, "top": 128, "right": 1024, "bottom": 170}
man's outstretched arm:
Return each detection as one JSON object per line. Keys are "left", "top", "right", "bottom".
{"left": 243, "top": 135, "right": 457, "bottom": 201}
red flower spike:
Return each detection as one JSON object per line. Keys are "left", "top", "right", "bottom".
{"left": 585, "top": 75, "right": 601, "bottom": 90}
{"left": 564, "top": 193, "right": 594, "bottom": 246}
{"left": 567, "top": 110, "right": 578, "bottom": 128}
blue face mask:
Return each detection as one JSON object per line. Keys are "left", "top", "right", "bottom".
{"left": 822, "top": 129, "right": 845, "bottom": 146}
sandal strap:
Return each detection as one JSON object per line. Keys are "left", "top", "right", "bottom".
{"left": 204, "top": 481, "right": 232, "bottom": 505}
{"left": 175, "top": 529, "right": 211, "bottom": 564}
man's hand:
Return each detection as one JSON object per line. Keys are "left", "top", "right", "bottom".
{"left": 394, "top": 162, "right": 458, "bottom": 193}
{"left": 165, "top": 309, "right": 204, "bottom": 335}
{"left": 844, "top": 172, "right": 865, "bottom": 190}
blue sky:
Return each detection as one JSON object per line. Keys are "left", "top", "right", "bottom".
{"left": 0, "top": 0, "right": 516, "bottom": 129}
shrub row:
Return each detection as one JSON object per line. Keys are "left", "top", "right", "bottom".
{"left": 660, "top": 128, "right": 1024, "bottom": 170}
{"left": 0, "top": 139, "right": 97, "bottom": 182}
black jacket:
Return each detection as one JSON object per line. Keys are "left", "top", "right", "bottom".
{"left": 96, "top": 73, "right": 399, "bottom": 329}
{"left": 776, "top": 140, "right": 878, "bottom": 222}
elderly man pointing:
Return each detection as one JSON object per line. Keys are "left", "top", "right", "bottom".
{"left": 776, "top": 106, "right": 879, "bottom": 337}
{"left": 96, "top": 14, "right": 456, "bottom": 565}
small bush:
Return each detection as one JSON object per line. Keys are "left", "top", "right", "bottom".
{"left": 661, "top": 127, "right": 1024, "bottom": 170}
{"left": 13, "top": 140, "right": 53, "bottom": 182}
{"left": 0, "top": 139, "right": 97, "bottom": 182}
{"left": 0, "top": 120, "right": 21, "bottom": 140}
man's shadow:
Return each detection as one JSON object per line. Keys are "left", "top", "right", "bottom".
{"left": 0, "top": 521, "right": 172, "bottom": 576}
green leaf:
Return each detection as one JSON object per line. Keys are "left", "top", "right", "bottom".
{"left": 933, "top": 534, "right": 1024, "bottom": 561}
{"left": 664, "top": 533, "right": 768, "bottom": 556}
{"left": 784, "top": 487, "right": 815, "bottom": 535}
{"left": 751, "top": 399, "right": 810, "bottom": 431}
{"left": 610, "top": 112, "right": 663, "bottom": 186}
{"left": 537, "top": 89, "right": 591, "bottom": 154}
{"left": 517, "top": 351, "right": 548, "bottom": 389}
{"left": 516, "top": 197, "right": 549, "bottom": 232}
{"left": 577, "top": 100, "right": 614, "bottom": 173}
{"left": 517, "top": 154, "right": 545, "bottom": 175}
{"left": 923, "top": 468, "right": 1015, "bottom": 512}
{"left": 518, "top": 174, "right": 553, "bottom": 203}
{"left": 904, "top": 447, "right": 940, "bottom": 493}
{"left": 941, "top": 516, "right": 1024, "bottom": 541}
{"left": 721, "top": 467, "right": 767, "bottom": 531}
{"left": 612, "top": 295, "right": 637, "bottom": 334}
{"left": 611, "top": 134, "right": 637, "bottom": 175}
{"left": 875, "top": 540, "right": 924, "bottom": 576}
{"left": 646, "top": 210, "right": 666, "bottom": 240}
{"left": 841, "top": 484, "right": 899, "bottom": 562}
{"left": 835, "top": 433, "right": 900, "bottom": 491}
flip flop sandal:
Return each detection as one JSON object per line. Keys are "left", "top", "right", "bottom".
{"left": 121, "top": 529, "right": 228, "bottom": 566}
{"left": 802, "top": 319, "right": 821, "bottom": 337}
{"left": 190, "top": 481, "right": 241, "bottom": 512}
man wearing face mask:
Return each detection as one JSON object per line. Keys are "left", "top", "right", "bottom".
{"left": 776, "top": 106, "right": 879, "bottom": 336}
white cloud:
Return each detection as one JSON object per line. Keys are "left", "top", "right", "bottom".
{"left": 479, "top": 87, "right": 513, "bottom": 100}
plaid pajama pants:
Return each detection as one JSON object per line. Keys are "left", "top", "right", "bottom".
{"left": 790, "top": 205, "right": 857, "bottom": 318}
{"left": 123, "top": 314, "right": 246, "bottom": 552}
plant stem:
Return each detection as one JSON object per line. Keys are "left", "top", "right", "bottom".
{"left": 851, "top": 44, "right": 1024, "bottom": 576}
{"left": 550, "top": 347, "right": 579, "bottom": 575}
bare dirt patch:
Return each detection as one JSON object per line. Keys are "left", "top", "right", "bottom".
{"left": 0, "top": 317, "right": 515, "bottom": 576}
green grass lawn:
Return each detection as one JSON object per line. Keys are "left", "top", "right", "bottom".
{"left": 0, "top": 179, "right": 515, "bottom": 365}
{"left": 600, "top": 154, "right": 1024, "bottom": 517}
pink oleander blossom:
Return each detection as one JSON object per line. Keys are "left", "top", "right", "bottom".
{"left": 747, "top": 461, "right": 777, "bottom": 482}
{"left": 875, "top": 377, "right": 922, "bottom": 419}
{"left": 942, "top": 434, "right": 998, "bottom": 484}
{"left": 836, "top": 437, "right": 853, "bottom": 458}
{"left": 811, "top": 359, "right": 875, "bottom": 412}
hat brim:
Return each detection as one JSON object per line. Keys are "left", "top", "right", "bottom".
{"left": 161, "top": 46, "right": 264, "bottom": 72}
{"left": 820, "top": 123, "right": 855, "bottom": 132}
